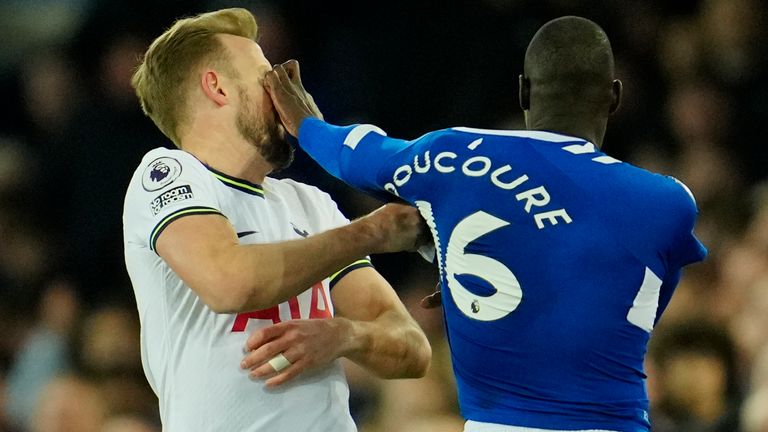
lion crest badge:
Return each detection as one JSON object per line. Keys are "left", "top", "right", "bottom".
{"left": 142, "top": 157, "right": 182, "bottom": 191}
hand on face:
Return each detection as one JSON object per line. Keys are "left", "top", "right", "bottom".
{"left": 263, "top": 60, "right": 323, "bottom": 137}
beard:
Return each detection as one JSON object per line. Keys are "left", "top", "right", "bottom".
{"left": 236, "top": 87, "right": 293, "bottom": 172}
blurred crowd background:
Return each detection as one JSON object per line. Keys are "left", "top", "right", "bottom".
{"left": 0, "top": 0, "right": 766, "bottom": 431}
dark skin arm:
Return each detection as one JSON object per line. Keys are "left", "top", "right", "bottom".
{"left": 266, "top": 59, "right": 444, "bottom": 310}
{"left": 263, "top": 60, "right": 323, "bottom": 137}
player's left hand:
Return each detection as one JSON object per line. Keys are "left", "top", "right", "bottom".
{"left": 420, "top": 283, "right": 442, "bottom": 309}
{"left": 264, "top": 59, "right": 323, "bottom": 137}
{"left": 241, "top": 318, "right": 346, "bottom": 387}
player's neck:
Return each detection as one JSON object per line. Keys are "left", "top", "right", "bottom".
{"left": 181, "top": 126, "right": 271, "bottom": 185}
{"left": 527, "top": 112, "right": 608, "bottom": 148}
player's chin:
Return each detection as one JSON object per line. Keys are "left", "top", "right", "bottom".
{"left": 276, "top": 123, "right": 287, "bottom": 142}
{"left": 267, "top": 138, "right": 295, "bottom": 172}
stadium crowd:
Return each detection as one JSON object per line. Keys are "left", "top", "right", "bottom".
{"left": 0, "top": 0, "right": 765, "bottom": 431}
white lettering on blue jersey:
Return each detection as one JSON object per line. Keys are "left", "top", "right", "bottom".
{"left": 297, "top": 119, "right": 707, "bottom": 432}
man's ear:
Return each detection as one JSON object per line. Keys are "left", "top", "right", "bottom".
{"left": 519, "top": 74, "right": 530, "bottom": 111}
{"left": 609, "top": 79, "right": 622, "bottom": 115}
{"left": 201, "top": 70, "right": 229, "bottom": 107}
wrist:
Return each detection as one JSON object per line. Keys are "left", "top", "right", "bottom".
{"left": 295, "top": 115, "right": 310, "bottom": 136}
{"left": 333, "top": 317, "right": 370, "bottom": 359}
{"left": 346, "top": 216, "right": 385, "bottom": 255}
{"left": 297, "top": 116, "right": 321, "bottom": 141}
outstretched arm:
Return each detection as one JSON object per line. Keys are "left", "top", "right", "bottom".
{"left": 265, "top": 60, "right": 425, "bottom": 198}
{"left": 156, "top": 203, "right": 427, "bottom": 313}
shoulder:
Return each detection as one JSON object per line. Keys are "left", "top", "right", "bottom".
{"left": 436, "top": 127, "right": 592, "bottom": 156}
{"left": 628, "top": 167, "right": 699, "bottom": 216}
{"left": 667, "top": 176, "right": 697, "bottom": 205}
{"left": 633, "top": 171, "right": 698, "bottom": 211}
{"left": 136, "top": 146, "right": 196, "bottom": 170}
{"left": 124, "top": 147, "right": 215, "bottom": 221}
{"left": 663, "top": 176, "right": 699, "bottom": 219}
{"left": 266, "top": 177, "right": 337, "bottom": 206}
{"left": 449, "top": 127, "right": 583, "bottom": 144}
{"left": 266, "top": 177, "right": 348, "bottom": 228}
{"left": 633, "top": 173, "right": 700, "bottom": 234}
{"left": 128, "top": 147, "right": 208, "bottom": 193}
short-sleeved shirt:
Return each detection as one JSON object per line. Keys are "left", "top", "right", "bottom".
{"left": 297, "top": 119, "right": 708, "bottom": 432}
{"left": 123, "top": 147, "right": 369, "bottom": 432}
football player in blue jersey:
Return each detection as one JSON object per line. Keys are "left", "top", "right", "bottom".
{"left": 264, "top": 16, "right": 706, "bottom": 432}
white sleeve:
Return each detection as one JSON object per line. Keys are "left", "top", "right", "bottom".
{"left": 314, "top": 190, "right": 374, "bottom": 288}
{"left": 123, "top": 149, "right": 226, "bottom": 253}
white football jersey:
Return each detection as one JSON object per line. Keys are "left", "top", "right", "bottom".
{"left": 123, "top": 147, "right": 369, "bottom": 432}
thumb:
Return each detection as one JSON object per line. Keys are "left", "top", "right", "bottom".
{"left": 264, "top": 69, "right": 278, "bottom": 89}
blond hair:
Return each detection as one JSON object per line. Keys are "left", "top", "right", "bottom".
{"left": 131, "top": 8, "right": 258, "bottom": 146}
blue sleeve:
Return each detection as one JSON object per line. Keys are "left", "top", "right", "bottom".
{"left": 298, "top": 118, "right": 435, "bottom": 201}
{"left": 654, "top": 269, "right": 682, "bottom": 325}
{"left": 666, "top": 181, "right": 708, "bottom": 270}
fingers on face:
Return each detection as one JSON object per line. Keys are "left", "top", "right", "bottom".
{"left": 266, "top": 60, "right": 305, "bottom": 96}
{"left": 264, "top": 69, "right": 281, "bottom": 93}
{"left": 272, "top": 63, "right": 293, "bottom": 88}
{"left": 282, "top": 59, "right": 302, "bottom": 85}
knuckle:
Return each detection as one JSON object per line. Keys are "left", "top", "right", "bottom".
{"left": 293, "top": 345, "right": 306, "bottom": 357}
{"left": 266, "top": 344, "right": 280, "bottom": 357}
{"left": 286, "top": 332, "right": 302, "bottom": 345}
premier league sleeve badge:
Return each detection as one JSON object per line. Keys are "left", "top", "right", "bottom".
{"left": 142, "top": 157, "right": 183, "bottom": 191}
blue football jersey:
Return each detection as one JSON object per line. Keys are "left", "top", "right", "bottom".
{"left": 298, "top": 118, "right": 707, "bottom": 431}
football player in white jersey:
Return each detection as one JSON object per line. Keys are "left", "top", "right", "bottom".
{"left": 124, "top": 8, "right": 432, "bottom": 432}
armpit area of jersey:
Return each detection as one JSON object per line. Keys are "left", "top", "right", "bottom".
{"left": 149, "top": 206, "right": 226, "bottom": 252}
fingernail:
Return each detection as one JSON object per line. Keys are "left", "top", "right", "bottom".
{"left": 241, "top": 361, "right": 247, "bottom": 369}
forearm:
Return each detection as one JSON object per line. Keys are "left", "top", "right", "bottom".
{"left": 337, "top": 310, "right": 431, "bottom": 379}
{"left": 298, "top": 118, "right": 408, "bottom": 199}
{"left": 296, "top": 118, "right": 350, "bottom": 179}
{"left": 223, "top": 220, "right": 379, "bottom": 312}
{"left": 157, "top": 201, "right": 424, "bottom": 314}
